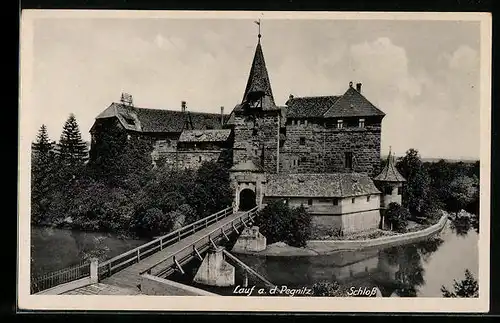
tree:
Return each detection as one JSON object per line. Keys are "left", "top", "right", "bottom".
{"left": 288, "top": 205, "right": 312, "bottom": 247}
{"left": 31, "top": 125, "right": 57, "bottom": 224}
{"left": 384, "top": 202, "right": 410, "bottom": 232}
{"left": 189, "top": 161, "right": 233, "bottom": 219}
{"left": 396, "top": 149, "right": 433, "bottom": 216}
{"left": 58, "top": 114, "right": 88, "bottom": 169}
{"left": 441, "top": 269, "right": 479, "bottom": 298}
{"left": 255, "top": 201, "right": 312, "bottom": 248}
{"left": 448, "top": 176, "right": 479, "bottom": 216}
{"left": 32, "top": 124, "right": 54, "bottom": 158}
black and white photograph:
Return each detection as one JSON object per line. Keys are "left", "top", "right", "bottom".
{"left": 18, "top": 10, "right": 491, "bottom": 312}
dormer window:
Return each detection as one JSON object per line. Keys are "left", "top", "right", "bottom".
{"left": 337, "top": 119, "right": 343, "bottom": 129}
{"left": 359, "top": 118, "right": 365, "bottom": 128}
{"left": 123, "top": 116, "right": 135, "bottom": 126}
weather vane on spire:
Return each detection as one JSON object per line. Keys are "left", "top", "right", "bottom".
{"left": 254, "top": 19, "right": 261, "bottom": 41}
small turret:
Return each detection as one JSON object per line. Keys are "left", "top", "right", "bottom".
{"left": 373, "top": 148, "right": 406, "bottom": 209}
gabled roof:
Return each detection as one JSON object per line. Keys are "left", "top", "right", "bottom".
{"left": 374, "top": 151, "right": 406, "bottom": 182}
{"left": 95, "top": 102, "right": 229, "bottom": 133}
{"left": 178, "top": 129, "right": 232, "bottom": 143}
{"left": 265, "top": 173, "right": 381, "bottom": 198}
{"left": 229, "top": 160, "right": 263, "bottom": 172}
{"left": 286, "top": 96, "right": 341, "bottom": 118}
{"left": 323, "top": 86, "right": 386, "bottom": 118}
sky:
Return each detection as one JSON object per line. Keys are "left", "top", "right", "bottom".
{"left": 25, "top": 16, "right": 482, "bottom": 160}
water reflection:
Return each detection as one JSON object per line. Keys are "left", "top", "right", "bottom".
{"left": 232, "top": 218, "right": 477, "bottom": 298}
{"left": 377, "top": 237, "right": 443, "bottom": 297}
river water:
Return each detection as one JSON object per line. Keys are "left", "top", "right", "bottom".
{"left": 30, "top": 226, "right": 149, "bottom": 276}
{"left": 31, "top": 215, "right": 478, "bottom": 297}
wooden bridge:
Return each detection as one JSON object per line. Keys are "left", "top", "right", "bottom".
{"left": 93, "top": 206, "right": 260, "bottom": 293}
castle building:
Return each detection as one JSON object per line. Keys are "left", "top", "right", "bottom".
{"left": 90, "top": 32, "right": 405, "bottom": 236}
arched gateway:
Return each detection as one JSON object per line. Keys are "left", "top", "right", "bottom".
{"left": 229, "top": 160, "right": 266, "bottom": 213}
{"left": 239, "top": 188, "right": 257, "bottom": 211}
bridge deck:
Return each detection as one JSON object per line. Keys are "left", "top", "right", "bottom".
{"left": 101, "top": 211, "right": 245, "bottom": 292}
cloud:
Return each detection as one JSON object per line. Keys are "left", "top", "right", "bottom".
{"left": 349, "top": 37, "right": 424, "bottom": 99}
{"left": 448, "top": 45, "right": 479, "bottom": 71}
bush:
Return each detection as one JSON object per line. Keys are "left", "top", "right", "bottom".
{"left": 385, "top": 202, "right": 410, "bottom": 233}
{"left": 311, "top": 281, "right": 345, "bottom": 297}
{"left": 134, "top": 207, "right": 172, "bottom": 237}
{"left": 256, "top": 201, "right": 312, "bottom": 248}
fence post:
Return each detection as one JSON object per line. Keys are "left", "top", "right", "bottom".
{"left": 160, "top": 238, "right": 163, "bottom": 250}
{"left": 90, "top": 258, "right": 99, "bottom": 284}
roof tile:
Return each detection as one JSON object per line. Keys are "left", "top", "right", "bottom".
{"left": 265, "top": 173, "right": 381, "bottom": 198}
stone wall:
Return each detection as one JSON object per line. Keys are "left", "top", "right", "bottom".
{"left": 341, "top": 209, "right": 381, "bottom": 235}
{"left": 152, "top": 136, "right": 231, "bottom": 170}
{"left": 232, "top": 111, "right": 281, "bottom": 174}
{"left": 280, "top": 119, "right": 382, "bottom": 176}
{"left": 311, "top": 214, "right": 343, "bottom": 237}
{"left": 341, "top": 194, "right": 381, "bottom": 214}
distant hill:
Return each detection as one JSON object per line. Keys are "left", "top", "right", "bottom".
{"left": 381, "top": 155, "right": 479, "bottom": 164}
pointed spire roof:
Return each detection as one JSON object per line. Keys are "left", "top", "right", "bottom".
{"left": 374, "top": 148, "right": 406, "bottom": 182}
{"left": 241, "top": 38, "right": 276, "bottom": 109}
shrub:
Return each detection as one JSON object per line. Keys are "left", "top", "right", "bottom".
{"left": 312, "top": 281, "right": 345, "bottom": 297}
{"left": 256, "top": 201, "right": 312, "bottom": 248}
{"left": 385, "top": 202, "right": 410, "bottom": 233}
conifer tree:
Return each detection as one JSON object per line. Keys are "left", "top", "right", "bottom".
{"left": 32, "top": 124, "right": 54, "bottom": 157}
{"left": 31, "top": 125, "right": 56, "bottom": 223}
{"left": 58, "top": 114, "right": 88, "bottom": 168}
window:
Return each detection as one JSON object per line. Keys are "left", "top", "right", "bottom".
{"left": 345, "top": 152, "right": 353, "bottom": 169}
{"left": 292, "top": 120, "right": 295, "bottom": 126}
{"left": 359, "top": 118, "right": 365, "bottom": 128}
{"left": 385, "top": 186, "right": 393, "bottom": 195}
{"left": 297, "top": 120, "right": 301, "bottom": 126}
{"left": 333, "top": 198, "right": 339, "bottom": 206}
{"left": 367, "top": 195, "right": 371, "bottom": 202}
{"left": 337, "top": 119, "right": 344, "bottom": 129}
{"left": 123, "top": 116, "right": 135, "bottom": 126}
{"left": 397, "top": 187, "right": 403, "bottom": 195}
{"left": 304, "top": 120, "right": 308, "bottom": 126}
{"left": 308, "top": 199, "right": 313, "bottom": 206}
{"left": 352, "top": 198, "right": 355, "bottom": 204}
{"left": 300, "top": 137, "right": 306, "bottom": 145}
{"left": 198, "top": 156, "right": 202, "bottom": 162}
{"left": 301, "top": 157, "right": 306, "bottom": 164}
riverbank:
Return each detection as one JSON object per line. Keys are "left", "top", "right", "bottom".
{"left": 233, "top": 213, "right": 448, "bottom": 257}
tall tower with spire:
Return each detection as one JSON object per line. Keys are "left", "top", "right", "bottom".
{"left": 230, "top": 24, "right": 283, "bottom": 174}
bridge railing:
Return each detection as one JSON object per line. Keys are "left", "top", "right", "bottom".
{"left": 31, "top": 260, "right": 91, "bottom": 294}
{"left": 98, "top": 206, "right": 233, "bottom": 280}
{"left": 148, "top": 206, "right": 259, "bottom": 278}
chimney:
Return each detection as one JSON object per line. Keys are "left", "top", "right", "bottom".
{"left": 356, "top": 83, "right": 362, "bottom": 93}
{"left": 220, "top": 106, "right": 224, "bottom": 126}
{"left": 289, "top": 94, "right": 294, "bottom": 100}
{"left": 181, "top": 101, "right": 186, "bottom": 112}
{"left": 349, "top": 81, "right": 353, "bottom": 88}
